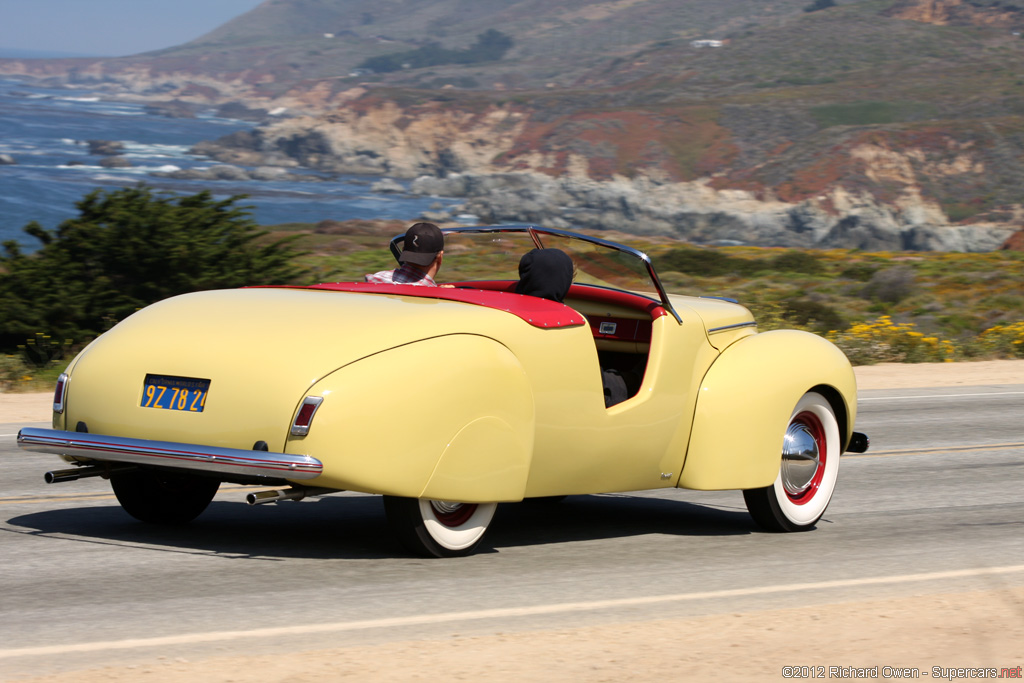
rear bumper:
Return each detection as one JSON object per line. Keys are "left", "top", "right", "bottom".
{"left": 17, "top": 428, "right": 323, "bottom": 480}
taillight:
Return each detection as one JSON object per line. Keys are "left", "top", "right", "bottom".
{"left": 52, "top": 373, "right": 68, "bottom": 414}
{"left": 290, "top": 396, "right": 324, "bottom": 436}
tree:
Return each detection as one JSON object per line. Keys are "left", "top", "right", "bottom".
{"left": 357, "top": 29, "right": 514, "bottom": 73}
{"left": 804, "top": 0, "right": 836, "bottom": 11}
{"left": 0, "top": 186, "right": 307, "bottom": 353}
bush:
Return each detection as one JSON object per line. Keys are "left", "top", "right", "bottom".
{"left": 358, "top": 29, "right": 513, "bottom": 73}
{"left": 826, "top": 316, "right": 955, "bottom": 364}
{"left": 656, "top": 247, "right": 754, "bottom": 277}
{"left": 975, "top": 322, "right": 1024, "bottom": 358}
{"left": 0, "top": 354, "right": 32, "bottom": 391}
{"left": 783, "top": 299, "right": 845, "bottom": 333}
{"left": 770, "top": 250, "right": 823, "bottom": 274}
{"left": 0, "top": 187, "right": 307, "bottom": 353}
{"left": 839, "top": 263, "right": 878, "bottom": 281}
{"left": 861, "top": 266, "right": 916, "bottom": 304}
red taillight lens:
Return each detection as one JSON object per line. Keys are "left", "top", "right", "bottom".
{"left": 52, "top": 373, "right": 68, "bottom": 414}
{"left": 290, "top": 396, "right": 323, "bottom": 436}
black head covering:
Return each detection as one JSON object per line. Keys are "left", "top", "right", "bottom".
{"left": 515, "top": 248, "right": 574, "bottom": 302}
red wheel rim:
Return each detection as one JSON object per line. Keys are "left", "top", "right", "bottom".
{"left": 786, "top": 411, "right": 827, "bottom": 505}
{"left": 430, "top": 501, "right": 477, "bottom": 527}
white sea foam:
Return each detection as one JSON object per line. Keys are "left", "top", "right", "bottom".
{"left": 122, "top": 142, "right": 190, "bottom": 158}
{"left": 58, "top": 96, "right": 100, "bottom": 102}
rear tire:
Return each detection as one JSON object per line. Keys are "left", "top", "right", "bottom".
{"left": 110, "top": 468, "right": 220, "bottom": 524}
{"left": 743, "top": 391, "right": 840, "bottom": 532}
{"left": 383, "top": 496, "right": 496, "bottom": 558}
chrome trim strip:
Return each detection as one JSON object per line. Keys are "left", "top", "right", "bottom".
{"left": 17, "top": 428, "right": 322, "bottom": 480}
{"left": 708, "top": 321, "right": 758, "bottom": 334}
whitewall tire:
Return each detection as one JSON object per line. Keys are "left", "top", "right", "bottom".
{"left": 743, "top": 391, "right": 841, "bottom": 532}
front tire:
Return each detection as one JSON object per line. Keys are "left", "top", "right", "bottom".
{"left": 383, "top": 496, "right": 497, "bottom": 557}
{"left": 743, "top": 391, "right": 840, "bottom": 532}
{"left": 110, "top": 468, "right": 220, "bottom": 524}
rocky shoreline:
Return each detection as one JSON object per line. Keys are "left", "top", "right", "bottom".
{"left": 177, "top": 113, "right": 1018, "bottom": 252}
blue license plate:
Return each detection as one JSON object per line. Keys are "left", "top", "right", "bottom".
{"left": 141, "top": 374, "right": 210, "bottom": 412}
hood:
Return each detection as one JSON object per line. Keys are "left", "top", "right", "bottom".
{"left": 670, "top": 294, "right": 757, "bottom": 350}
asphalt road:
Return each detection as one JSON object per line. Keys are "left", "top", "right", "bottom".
{"left": 1, "top": 384, "right": 1023, "bottom": 678}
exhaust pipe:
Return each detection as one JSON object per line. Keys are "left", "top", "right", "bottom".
{"left": 246, "top": 486, "right": 335, "bottom": 505}
{"left": 44, "top": 464, "right": 135, "bottom": 484}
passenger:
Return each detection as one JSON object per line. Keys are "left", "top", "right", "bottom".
{"left": 514, "top": 248, "right": 574, "bottom": 302}
{"left": 516, "top": 248, "right": 628, "bottom": 407}
{"left": 365, "top": 222, "right": 446, "bottom": 286}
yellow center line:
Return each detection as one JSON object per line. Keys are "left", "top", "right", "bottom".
{"left": 849, "top": 442, "right": 1024, "bottom": 459}
{"left": 2, "top": 563, "right": 1023, "bottom": 659}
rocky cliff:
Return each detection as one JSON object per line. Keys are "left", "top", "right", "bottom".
{"left": 191, "top": 99, "right": 1016, "bottom": 251}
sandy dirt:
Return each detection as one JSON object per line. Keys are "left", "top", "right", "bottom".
{"left": 5, "top": 360, "right": 1024, "bottom": 682}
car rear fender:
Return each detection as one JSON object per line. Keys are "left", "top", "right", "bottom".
{"left": 287, "top": 334, "right": 535, "bottom": 502}
{"left": 678, "top": 330, "right": 857, "bottom": 491}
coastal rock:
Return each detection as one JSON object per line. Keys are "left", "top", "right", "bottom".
{"left": 143, "top": 100, "right": 197, "bottom": 118}
{"left": 86, "top": 140, "right": 124, "bottom": 156}
{"left": 370, "top": 179, "right": 406, "bottom": 193}
{"left": 148, "top": 164, "right": 325, "bottom": 183}
{"left": 98, "top": 155, "right": 132, "bottom": 168}
{"left": 0, "top": 154, "right": 15, "bottom": 165}
{"left": 412, "top": 172, "right": 1015, "bottom": 252}
{"left": 215, "top": 101, "right": 270, "bottom": 122}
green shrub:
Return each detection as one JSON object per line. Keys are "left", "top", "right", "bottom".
{"left": 861, "top": 266, "right": 916, "bottom": 304}
{"left": 770, "top": 250, "right": 823, "bottom": 274}
{"left": 783, "top": 299, "right": 845, "bottom": 333}
{"left": 0, "top": 187, "right": 307, "bottom": 353}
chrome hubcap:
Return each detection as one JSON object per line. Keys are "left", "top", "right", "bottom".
{"left": 781, "top": 422, "right": 820, "bottom": 496}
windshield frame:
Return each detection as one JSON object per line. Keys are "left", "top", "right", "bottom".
{"left": 389, "top": 225, "right": 680, "bottom": 323}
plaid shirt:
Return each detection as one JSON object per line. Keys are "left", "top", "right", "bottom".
{"left": 364, "top": 263, "right": 437, "bottom": 287}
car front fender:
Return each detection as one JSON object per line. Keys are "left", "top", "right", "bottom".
{"left": 678, "top": 330, "right": 857, "bottom": 491}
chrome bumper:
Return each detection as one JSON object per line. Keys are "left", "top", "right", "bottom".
{"left": 17, "top": 428, "right": 323, "bottom": 480}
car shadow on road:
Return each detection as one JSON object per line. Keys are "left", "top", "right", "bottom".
{"left": 4, "top": 492, "right": 756, "bottom": 560}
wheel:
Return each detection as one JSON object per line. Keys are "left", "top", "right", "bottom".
{"left": 743, "top": 391, "right": 840, "bottom": 532}
{"left": 383, "top": 496, "right": 497, "bottom": 558}
{"left": 110, "top": 468, "right": 220, "bottom": 524}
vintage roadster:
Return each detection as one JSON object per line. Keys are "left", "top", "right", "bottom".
{"left": 17, "top": 226, "right": 867, "bottom": 557}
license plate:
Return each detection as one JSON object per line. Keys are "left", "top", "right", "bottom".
{"left": 141, "top": 374, "right": 210, "bottom": 412}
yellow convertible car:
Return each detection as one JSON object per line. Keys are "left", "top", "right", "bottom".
{"left": 17, "top": 226, "right": 867, "bottom": 557}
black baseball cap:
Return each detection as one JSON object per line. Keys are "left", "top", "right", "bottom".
{"left": 400, "top": 222, "right": 444, "bottom": 266}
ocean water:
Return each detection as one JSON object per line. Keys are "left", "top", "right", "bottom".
{"left": 0, "top": 79, "right": 461, "bottom": 251}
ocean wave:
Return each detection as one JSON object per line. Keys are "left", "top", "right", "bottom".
{"left": 57, "top": 96, "right": 100, "bottom": 103}
{"left": 122, "top": 142, "right": 191, "bottom": 158}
